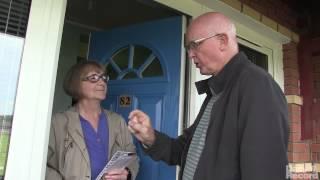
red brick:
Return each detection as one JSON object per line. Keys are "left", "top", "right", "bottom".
{"left": 240, "top": 0, "right": 298, "bottom": 35}
{"left": 285, "top": 78, "right": 300, "bottom": 89}
{"left": 291, "top": 122, "right": 302, "bottom": 133}
{"left": 311, "top": 144, "right": 320, "bottom": 152}
{"left": 314, "top": 64, "right": 320, "bottom": 73}
{"left": 312, "top": 56, "right": 320, "bottom": 65}
{"left": 315, "top": 90, "right": 320, "bottom": 97}
{"left": 249, "top": 3, "right": 266, "bottom": 15}
{"left": 313, "top": 121, "right": 320, "bottom": 136}
{"left": 284, "top": 68, "right": 300, "bottom": 79}
{"left": 312, "top": 152, "right": 318, "bottom": 161}
{"left": 290, "top": 132, "right": 301, "bottom": 142}
{"left": 288, "top": 104, "right": 301, "bottom": 112}
{"left": 289, "top": 114, "right": 301, "bottom": 124}
{"left": 288, "top": 104, "right": 302, "bottom": 123}
{"left": 290, "top": 143, "right": 310, "bottom": 153}
{"left": 284, "top": 50, "right": 298, "bottom": 60}
{"left": 284, "top": 56, "right": 298, "bottom": 64}
{"left": 314, "top": 73, "right": 320, "bottom": 81}
{"left": 284, "top": 42, "right": 298, "bottom": 51}
{"left": 239, "top": 0, "right": 250, "bottom": 4}
{"left": 285, "top": 85, "right": 300, "bottom": 95}
{"left": 284, "top": 60, "right": 299, "bottom": 69}
{"left": 315, "top": 82, "right": 320, "bottom": 90}
{"left": 285, "top": 78, "right": 300, "bottom": 88}
{"left": 317, "top": 135, "right": 320, "bottom": 143}
{"left": 291, "top": 152, "right": 311, "bottom": 162}
{"left": 315, "top": 89, "right": 320, "bottom": 98}
{"left": 288, "top": 106, "right": 301, "bottom": 124}
{"left": 311, "top": 38, "right": 320, "bottom": 48}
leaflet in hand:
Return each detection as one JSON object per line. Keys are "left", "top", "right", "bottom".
{"left": 95, "top": 151, "right": 136, "bottom": 180}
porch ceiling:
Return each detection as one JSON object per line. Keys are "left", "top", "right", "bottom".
{"left": 67, "top": 0, "right": 320, "bottom": 37}
{"left": 65, "top": 0, "right": 179, "bottom": 30}
{"left": 279, "top": 0, "right": 320, "bottom": 37}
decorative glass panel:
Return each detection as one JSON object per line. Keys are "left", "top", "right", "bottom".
{"left": 123, "top": 71, "right": 138, "bottom": 79}
{"left": 105, "top": 45, "right": 164, "bottom": 80}
{"left": 133, "top": 46, "right": 152, "bottom": 69}
{"left": 106, "top": 63, "right": 118, "bottom": 80}
{"left": 112, "top": 46, "right": 129, "bottom": 70}
{"left": 142, "top": 57, "right": 162, "bottom": 77}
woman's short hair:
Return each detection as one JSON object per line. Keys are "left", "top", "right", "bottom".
{"left": 63, "top": 61, "right": 105, "bottom": 99}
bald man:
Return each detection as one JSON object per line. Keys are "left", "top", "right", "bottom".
{"left": 128, "top": 12, "right": 289, "bottom": 180}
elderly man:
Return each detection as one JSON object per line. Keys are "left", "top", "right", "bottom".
{"left": 128, "top": 12, "right": 289, "bottom": 180}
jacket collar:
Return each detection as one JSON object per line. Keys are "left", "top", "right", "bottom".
{"left": 195, "top": 52, "right": 248, "bottom": 95}
{"left": 64, "top": 107, "right": 91, "bottom": 167}
{"left": 65, "top": 107, "right": 114, "bottom": 163}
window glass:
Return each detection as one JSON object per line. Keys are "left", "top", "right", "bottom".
{"left": 133, "top": 45, "right": 152, "bottom": 69}
{"left": 0, "top": 0, "right": 31, "bottom": 178}
{"left": 239, "top": 44, "right": 268, "bottom": 71}
{"left": 0, "top": 33, "right": 24, "bottom": 177}
{"left": 112, "top": 46, "right": 129, "bottom": 71}
{"left": 106, "top": 45, "right": 163, "bottom": 80}
{"left": 142, "top": 57, "right": 162, "bottom": 77}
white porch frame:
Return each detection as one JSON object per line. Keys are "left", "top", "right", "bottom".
{"left": 5, "top": 0, "right": 67, "bottom": 179}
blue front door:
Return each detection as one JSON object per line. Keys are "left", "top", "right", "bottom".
{"left": 88, "top": 16, "right": 183, "bottom": 180}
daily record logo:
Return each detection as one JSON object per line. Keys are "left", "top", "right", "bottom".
{"left": 286, "top": 165, "right": 319, "bottom": 179}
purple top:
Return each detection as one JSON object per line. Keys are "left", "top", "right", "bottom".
{"left": 80, "top": 112, "right": 109, "bottom": 180}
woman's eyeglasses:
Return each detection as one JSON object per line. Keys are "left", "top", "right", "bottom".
{"left": 82, "top": 74, "right": 109, "bottom": 83}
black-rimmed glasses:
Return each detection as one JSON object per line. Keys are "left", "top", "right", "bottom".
{"left": 82, "top": 74, "right": 109, "bottom": 83}
{"left": 185, "top": 33, "right": 221, "bottom": 52}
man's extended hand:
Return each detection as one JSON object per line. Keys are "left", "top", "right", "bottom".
{"left": 128, "top": 109, "right": 155, "bottom": 146}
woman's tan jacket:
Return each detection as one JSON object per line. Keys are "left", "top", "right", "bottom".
{"left": 46, "top": 107, "right": 139, "bottom": 180}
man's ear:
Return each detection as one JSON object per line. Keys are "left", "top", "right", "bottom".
{"left": 218, "top": 34, "right": 228, "bottom": 51}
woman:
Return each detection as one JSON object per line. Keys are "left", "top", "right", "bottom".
{"left": 46, "top": 61, "right": 139, "bottom": 180}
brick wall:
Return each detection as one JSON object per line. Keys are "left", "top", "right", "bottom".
{"left": 239, "top": 0, "right": 297, "bottom": 32}
{"left": 284, "top": 41, "right": 320, "bottom": 179}
{"left": 311, "top": 38, "right": 320, "bottom": 164}
{"left": 283, "top": 42, "right": 311, "bottom": 163}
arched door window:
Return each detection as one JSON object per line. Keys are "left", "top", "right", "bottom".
{"left": 105, "top": 45, "right": 164, "bottom": 80}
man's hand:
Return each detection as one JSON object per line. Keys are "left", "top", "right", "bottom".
{"left": 128, "top": 109, "right": 155, "bottom": 146}
{"left": 102, "top": 168, "right": 128, "bottom": 180}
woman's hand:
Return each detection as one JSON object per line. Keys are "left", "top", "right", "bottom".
{"left": 102, "top": 168, "right": 128, "bottom": 180}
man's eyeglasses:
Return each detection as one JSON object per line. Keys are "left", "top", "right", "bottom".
{"left": 82, "top": 74, "right": 109, "bottom": 83}
{"left": 185, "top": 33, "right": 221, "bottom": 52}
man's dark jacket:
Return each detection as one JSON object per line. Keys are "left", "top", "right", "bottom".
{"left": 144, "top": 52, "right": 289, "bottom": 180}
